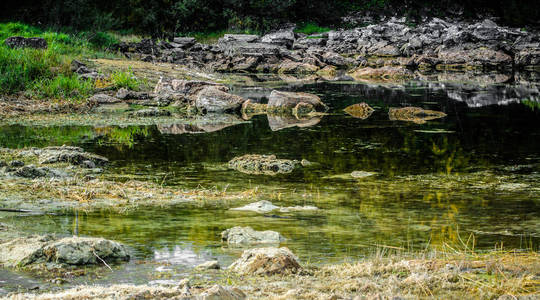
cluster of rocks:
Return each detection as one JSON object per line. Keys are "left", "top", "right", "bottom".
{"left": 111, "top": 18, "right": 540, "bottom": 75}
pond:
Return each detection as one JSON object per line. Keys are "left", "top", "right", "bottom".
{"left": 1, "top": 79, "right": 539, "bottom": 289}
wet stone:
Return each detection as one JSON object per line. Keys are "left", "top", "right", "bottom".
{"left": 221, "top": 226, "right": 286, "bottom": 245}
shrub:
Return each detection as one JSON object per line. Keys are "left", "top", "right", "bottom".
{"left": 295, "top": 23, "right": 332, "bottom": 35}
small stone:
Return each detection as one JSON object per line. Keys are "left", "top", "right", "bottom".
{"left": 196, "top": 260, "right": 220, "bottom": 270}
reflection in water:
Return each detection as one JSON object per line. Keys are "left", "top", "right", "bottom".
{"left": 0, "top": 80, "right": 539, "bottom": 267}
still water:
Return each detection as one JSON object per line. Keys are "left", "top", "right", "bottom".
{"left": 0, "top": 80, "right": 539, "bottom": 287}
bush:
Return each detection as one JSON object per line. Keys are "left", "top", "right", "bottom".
{"left": 295, "top": 23, "right": 332, "bottom": 35}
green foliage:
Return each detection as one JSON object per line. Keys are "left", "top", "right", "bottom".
{"left": 295, "top": 23, "right": 332, "bottom": 35}
{"left": 30, "top": 74, "right": 94, "bottom": 100}
{"left": 110, "top": 68, "right": 140, "bottom": 90}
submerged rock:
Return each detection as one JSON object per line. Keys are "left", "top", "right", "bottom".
{"left": 229, "top": 247, "right": 302, "bottom": 275}
{"left": 230, "top": 200, "right": 280, "bottom": 213}
{"left": 221, "top": 226, "right": 286, "bottom": 245}
{"left": 344, "top": 103, "right": 375, "bottom": 119}
{"left": 351, "top": 171, "right": 376, "bottom": 178}
{"left": 195, "top": 86, "right": 247, "bottom": 113}
{"left": 389, "top": 107, "right": 447, "bottom": 124}
{"left": 228, "top": 154, "right": 300, "bottom": 175}
{"left": 0, "top": 235, "right": 130, "bottom": 268}
{"left": 21, "top": 146, "right": 108, "bottom": 166}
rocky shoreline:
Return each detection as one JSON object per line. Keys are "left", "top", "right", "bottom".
{"left": 111, "top": 18, "right": 540, "bottom": 76}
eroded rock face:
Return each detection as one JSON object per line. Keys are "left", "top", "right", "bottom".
{"left": 344, "top": 103, "right": 375, "bottom": 119}
{"left": 5, "top": 36, "right": 47, "bottom": 49}
{"left": 389, "top": 107, "right": 447, "bottom": 124}
{"left": 229, "top": 247, "right": 302, "bottom": 275}
{"left": 0, "top": 235, "right": 130, "bottom": 268}
{"left": 196, "top": 86, "right": 247, "bottom": 113}
{"left": 267, "top": 90, "right": 328, "bottom": 113}
{"left": 21, "top": 146, "right": 108, "bottom": 166}
{"left": 228, "top": 154, "right": 300, "bottom": 175}
{"left": 221, "top": 226, "right": 285, "bottom": 245}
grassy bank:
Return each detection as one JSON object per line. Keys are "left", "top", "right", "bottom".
{"left": 0, "top": 22, "right": 143, "bottom": 100}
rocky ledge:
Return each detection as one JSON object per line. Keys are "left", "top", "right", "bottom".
{"left": 110, "top": 18, "right": 540, "bottom": 75}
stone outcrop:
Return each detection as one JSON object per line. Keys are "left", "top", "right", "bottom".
{"left": 0, "top": 235, "right": 129, "bottom": 268}
{"left": 228, "top": 154, "right": 300, "bottom": 175}
{"left": 229, "top": 247, "right": 302, "bottom": 275}
{"left": 221, "top": 226, "right": 286, "bottom": 244}
{"left": 111, "top": 18, "right": 540, "bottom": 75}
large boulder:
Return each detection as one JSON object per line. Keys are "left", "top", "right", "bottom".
{"left": 5, "top": 36, "right": 47, "bottom": 49}
{"left": 221, "top": 226, "right": 285, "bottom": 245}
{"left": 267, "top": 90, "right": 328, "bottom": 112}
{"left": 228, "top": 154, "right": 300, "bottom": 175}
{"left": 0, "top": 235, "right": 129, "bottom": 268}
{"left": 229, "top": 247, "right": 302, "bottom": 275}
{"left": 195, "top": 86, "right": 247, "bottom": 113}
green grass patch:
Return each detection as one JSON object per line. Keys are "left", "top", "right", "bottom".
{"left": 0, "top": 22, "right": 130, "bottom": 98}
{"left": 294, "top": 22, "right": 332, "bottom": 35}
{"left": 30, "top": 74, "right": 94, "bottom": 100}
{"left": 110, "top": 68, "right": 140, "bottom": 90}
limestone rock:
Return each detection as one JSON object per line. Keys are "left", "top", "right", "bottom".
{"left": 5, "top": 36, "right": 47, "bottom": 49}
{"left": 195, "top": 86, "right": 247, "bottom": 113}
{"left": 221, "top": 226, "right": 285, "bottom": 244}
{"left": 0, "top": 235, "right": 129, "bottom": 268}
{"left": 268, "top": 90, "right": 328, "bottom": 112}
{"left": 229, "top": 247, "right": 302, "bottom": 275}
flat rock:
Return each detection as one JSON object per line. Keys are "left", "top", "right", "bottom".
{"left": 89, "top": 94, "right": 122, "bottom": 104}
{"left": 228, "top": 154, "right": 300, "bottom": 175}
{"left": 0, "top": 235, "right": 129, "bottom": 268}
{"left": 221, "top": 226, "right": 285, "bottom": 244}
{"left": 230, "top": 200, "right": 279, "bottom": 213}
{"left": 130, "top": 107, "right": 171, "bottom": 117}
{"left": 229, "top": 247, "right": 302, "bottom": 275}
